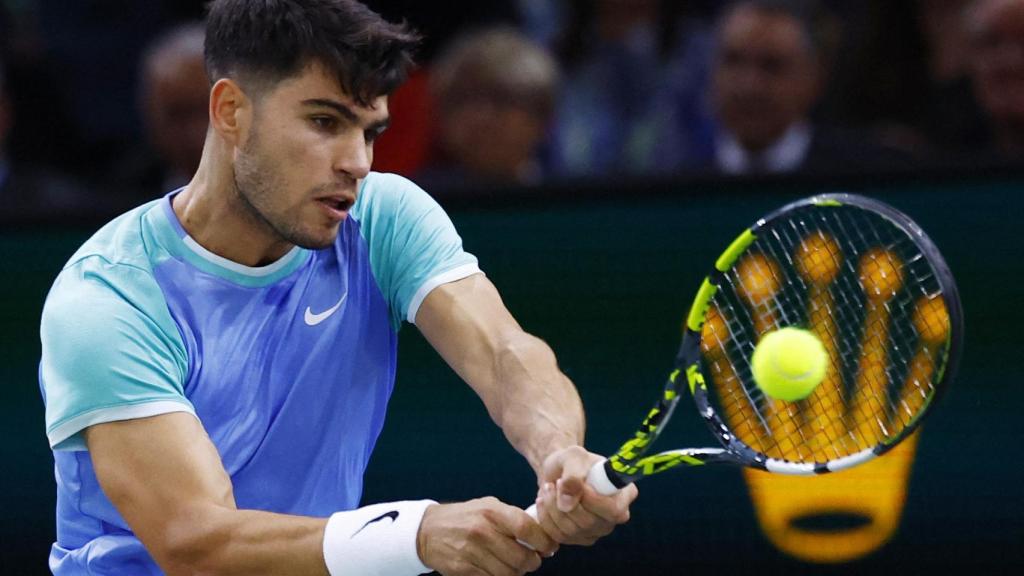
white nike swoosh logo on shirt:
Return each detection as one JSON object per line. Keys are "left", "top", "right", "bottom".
{"left": 304, "top": 294, "right": 347, "bottom": 326}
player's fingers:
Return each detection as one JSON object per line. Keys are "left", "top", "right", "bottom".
{"left": 563, "top": 493, "right": 614, "bottom": 541}
{"left": 553, "top": 487, "right": 616, "bottom": 546}
{"left": 447, "top": 560, "right": 491, "bottom": 576}
{"left": 482, "top": 503, "right": 548, "bottom": 573}
{"left": 541, "top": 446, "right": 592, "bottom": 484}
{"left": 534, "top": 483, "right": 571, "bottom": 543}
{"left": 618, "top": 483, "right": 639, "bottom": 517}
{"left": 578, "top": 482, "right": 638, "bottom": 525}
{"left": 558, "top": 484, "right": 639, "bottom": 547}
{"left": 533, "top": 495, "right": 567, "bottom": 543}
{"left": 538, "top": 482, "right": 591, "bottom": 545}
{"left": 462, "top": 527, "right": 537, "bottom": 576}
{"left": 508, "top": 507, "right": 558, "bottom": 558}
{"left": 541, "top": 447, "right": 603, "bottom": 513}
{"left": 555, "top": 476, "right": 584, "bottom": 513}
{"left": 467, "top": 548, "right": 532, "bottom": 576}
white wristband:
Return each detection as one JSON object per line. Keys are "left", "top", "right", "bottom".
{"left": 323, "top": 499, "right": 437, "bottom": 576}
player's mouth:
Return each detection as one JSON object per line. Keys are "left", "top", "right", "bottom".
{"left": 315, "top": 195, "right": 354, "bottom": 221}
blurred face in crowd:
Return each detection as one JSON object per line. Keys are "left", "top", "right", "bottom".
{"left": 438, "top": 96, "right": 546, "bottom": 182}
{"left": 145, "top": 51, "right": 210, "bottom": 179}
{"left": 228, "top": 63, "right": 387, "bottom": 250}
{"left": 968, "top": 0, "right": 1024, "bottom": 130}
{"left": 712, "top": 5, "right": 823, "bottom": 151}
{"left": 429, "top": 28, "right": 556, "bottom": 184}
{"left": 595, "top": 0, "right": 659, "bottom": 41}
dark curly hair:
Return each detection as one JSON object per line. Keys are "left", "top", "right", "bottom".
{"left": 204, "top": 0, "right": 420, "bottom": 105}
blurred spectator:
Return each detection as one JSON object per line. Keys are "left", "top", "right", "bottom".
{"left": 548, "top": 0, "right": 665, "bottom": 177}
{"left": 417, "top": 27, "right": 559, "bottom": 191}
{"left": 35, "top": 1, "right": 194, "bottom": 175}
{"left": 821, "top": 0, "right": 983, "bottom": 159}
{"left": 365, "top": 0, "right": 521, "bottom": 62}
{"left": 366, "top": 1, "right": 525, "bottom": 179}
{"left": 965, "top": 0, "right": 1024, "bottom": 163}
{"left": 651, "top": 9, "right": 721, "bottom": 174}
{"left": 0, "top": 62, "right": 93, "bottom": 222}
{"left": 111, "top": 23, "right": 208, "bottom": 202}
{"left": 704, "top": 0, "right": 905, "bottom": 175}
{"left": 517, "top": 0, "right": 567, "bottom": 48}
{"left": 922, "top": 0, "right": 975, "bottom": 83}
{"left": 915, "top": 0, "right": 990, "bottom": 156}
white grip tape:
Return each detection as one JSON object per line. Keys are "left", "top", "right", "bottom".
{"left": 523, "top": 459, "right": 619, "bottom": 520}
{"left": 585, "top": 459, "right": 620, "bottom": 495}
{"left": 323, "top": 499, "right": 437, "bottom": 576}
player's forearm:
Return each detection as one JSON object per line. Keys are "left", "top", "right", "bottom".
{"left": 414, "top": 275, "right": 586, "bottom": 475}
{"left": 157, "top": 500, "right": 434, "bottom": 576}
{"left": 493, "top": 332, "right": 586, "bottom": 476}
{"left": 155, "top": 505, "right": 328, "bottom": 576}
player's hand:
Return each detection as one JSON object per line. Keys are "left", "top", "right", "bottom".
{"left": 533, "top": 446, "right": 638, "bottom": 545}
{"left": 416, "top": 497, "right": 558, "bottom": 576}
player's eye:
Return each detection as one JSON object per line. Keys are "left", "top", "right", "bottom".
{"left": 364, "top": 126, "right": 386, "bottom": 144}
{"left": 311, "top": 116, "right": 339, "bottom": 132}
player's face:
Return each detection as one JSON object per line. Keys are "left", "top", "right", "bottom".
{"left": 712, "top": 6, "right": 821, "bottom": 151}
{"left": 233, "top": 64, "right": 389, "bottom": 249}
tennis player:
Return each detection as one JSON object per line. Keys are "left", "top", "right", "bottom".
{"left": 38, "top": 1, "right": 636, "bottom": 574}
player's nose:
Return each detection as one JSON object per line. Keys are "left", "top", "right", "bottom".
{"left": 333, "top": 135, "right": 371, "bottom": 180}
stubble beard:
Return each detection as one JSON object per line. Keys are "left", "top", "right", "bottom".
{"left": 232, "top": 126, "right": 337, "bottom": 251}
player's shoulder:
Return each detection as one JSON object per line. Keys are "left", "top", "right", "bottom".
{"left": 63, "top": 199, "right": 164, "bottom": 273}
{"left": 352, "top": 172, "right": 439, "bottom": 221}
{"left": 49, "top": 199, "right": 168, "bottom": 308}
{"left": 358, "top": 171, "right": 426, "bottom": 197}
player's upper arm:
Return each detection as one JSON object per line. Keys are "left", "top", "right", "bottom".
{"left": 84, "top": 412, "right": 237, "bottom": 572}
{"left": 414, "top": 273, "right": 525, "bottom": 403}
{"left": 40, "top": 258, "right": 193, "bottom": 450}
{"left": 351, "top": 173, "right": 481, "bottom": 331}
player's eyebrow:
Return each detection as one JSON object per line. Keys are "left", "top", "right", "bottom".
{"left": 301, "top": 98, "right": 390, "bottom": 132}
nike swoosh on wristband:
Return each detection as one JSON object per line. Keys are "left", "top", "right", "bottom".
{"left": 304, "top": 293, "right": 347, "bottom": 326}
{"left": 351, "top": 510, "right": 400, "bottom": 538}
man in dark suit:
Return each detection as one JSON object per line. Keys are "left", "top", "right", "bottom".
{"left": 706, "top": 0, "right": 904, "bottom": 176}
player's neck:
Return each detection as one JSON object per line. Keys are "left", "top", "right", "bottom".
{"left": 173, "top": 150, "right": 295, "bottom": 268}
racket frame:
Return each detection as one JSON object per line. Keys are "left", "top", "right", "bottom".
{"left": 600, "top": 193, "right": 964, "bottom": 488}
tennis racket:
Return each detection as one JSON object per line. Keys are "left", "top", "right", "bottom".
{"left": 529, "top": 192, "right": 963, "bottom": 511}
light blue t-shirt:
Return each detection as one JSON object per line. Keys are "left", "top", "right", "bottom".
{"left": 39, "top": 172, "right": 480, "bottom": 574}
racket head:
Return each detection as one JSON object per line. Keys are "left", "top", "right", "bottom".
{"left": 680, "top": 193, "right": 963, "bottom": 474}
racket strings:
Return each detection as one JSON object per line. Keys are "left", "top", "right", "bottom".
{"left": 701, "top": 205, "right": 949, "bottom": 464}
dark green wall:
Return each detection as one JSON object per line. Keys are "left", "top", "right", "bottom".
{"left": 3, "top": 178, "right": 1021, "bottom": 573}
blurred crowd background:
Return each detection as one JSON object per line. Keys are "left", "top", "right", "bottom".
{"left": 3, "top": 4, "right": 1023, "bottom": 570}
{"left": 1, "top": 0, "right": 1023, "bottom": 222}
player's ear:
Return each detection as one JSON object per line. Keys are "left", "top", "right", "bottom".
{"left": 209, "top": 78, "right": 251, "bottom": 146}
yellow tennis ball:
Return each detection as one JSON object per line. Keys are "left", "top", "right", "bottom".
{"left": 751, "top": 327, "right": 828, "bottom": 402}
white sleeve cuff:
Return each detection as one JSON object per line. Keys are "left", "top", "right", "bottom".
{"left": 323, "top": 499, "right": 437, "bottom": 576}
{"left": 407, "top": 264, "right": 483, "bottom": 324}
